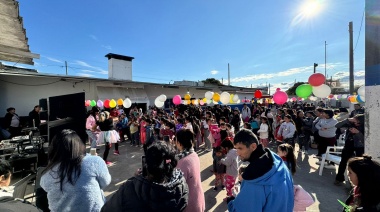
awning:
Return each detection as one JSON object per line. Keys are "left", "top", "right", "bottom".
{"left": 96, "top": 86, "right": 149, "bottom": 103}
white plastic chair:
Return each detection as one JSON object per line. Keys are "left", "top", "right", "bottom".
{"left": 319, "top": 146, "right": 348, "bottom": 181}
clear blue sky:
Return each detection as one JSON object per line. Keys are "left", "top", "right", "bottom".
{"left": 9, "top": 0, "right": 365, "bottom": 93}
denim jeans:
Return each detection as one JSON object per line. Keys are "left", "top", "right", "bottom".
{"left": 86, "top": 130, "right": 98, "bottom": 148}
{"left": 132, "top": 132, "right": 140, "bottom": 146}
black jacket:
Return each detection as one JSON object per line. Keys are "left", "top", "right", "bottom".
{"left": 28, "top": 110, "right": 40, "bottom": 128}
{"left": 0, "top": 196, "right": 41, "bottom": 212}
{"left": 242, "top": 144, "right": 273, "bottom": 180}
{"left": 101, "top": 169, "right": 188, "bottom": 212}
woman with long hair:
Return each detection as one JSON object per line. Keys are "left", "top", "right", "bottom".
{"left": 101, "top": 141, "right": 188, "bottom": 212}
{"left": 344, "top": 155, "right": 380, "bottom": 211}
{"left": 278, "top": 114, "right": 296, "bottom": 147}
{"left": 175, "top": 129, "right": 205, "bottom": 212}
{"left": 41, "top": 129, "right": 111, "bottom": 212}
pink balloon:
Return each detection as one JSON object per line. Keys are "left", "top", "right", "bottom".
{"left": 291, "top": 97, "right": 297, "bottom": 101}
{"left": 199, "top": 100, "right": 204, "bottom": 105}
{"left": 173, "top": 95, "right": 182, "bottom": 105}
{"left": 276, "top": 88, "right": 281, "bottom": 92}
{"left": 273, "top": 90, "right": 288, "bottom": 105}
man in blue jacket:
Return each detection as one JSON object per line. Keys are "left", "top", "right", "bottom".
{"left": 227, "top": 129, "right": 294, "bottom": 212}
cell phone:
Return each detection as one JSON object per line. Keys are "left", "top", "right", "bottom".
{"left": 141, "top": 156, "right": 147, "bottom": 177}
{"left": 163, "top": 135, "right": 170, "bottom": 142}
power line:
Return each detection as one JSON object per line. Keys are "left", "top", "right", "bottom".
{"left": 354, "top": 9, "right": 365, "bottom": 52}
{"left": 0, "top": 78, "right": 61, "bottom": 86}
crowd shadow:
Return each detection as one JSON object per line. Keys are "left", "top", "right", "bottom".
{"left": 293, "top": 147, "right": 351, "bottom": 211}
{"left": 204, "top": 188, "right": 217, "bottom": 211}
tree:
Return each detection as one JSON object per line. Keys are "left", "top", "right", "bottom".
{"left": 202, "top": 78, "right": 223, "bottom": 86}
{"left": 286, "top": 82, "right": 307, "bottom": 95}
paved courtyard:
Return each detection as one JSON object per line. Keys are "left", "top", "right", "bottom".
{"left": 13, "top": 140, "right": 350, "bottom": 211}
{"left": 100, "top": 141, "right": 350, "bottom": 212}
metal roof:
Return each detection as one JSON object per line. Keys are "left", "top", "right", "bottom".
{"left": 0, "top": 0, "right": 39, "bottom": 65}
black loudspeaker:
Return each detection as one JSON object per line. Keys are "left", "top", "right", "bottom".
{"left": 39, "top": 98, "right": 48, "bottom": 111}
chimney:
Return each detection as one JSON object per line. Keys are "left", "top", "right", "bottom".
{"left": 105, "top": 53, "right": 134, "bottom": 81}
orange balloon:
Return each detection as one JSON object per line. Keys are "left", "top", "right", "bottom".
{"left": 117, "top": 98, "right": 124, "bottom": 105}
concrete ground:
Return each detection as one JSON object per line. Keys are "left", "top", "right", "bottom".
{"left": 100, "top": 141, "right": 351, "bottom": 212}
{"left": 15, "top": 140, "right": 351, "bottom": 211}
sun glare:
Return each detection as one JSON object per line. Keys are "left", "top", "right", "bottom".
{"left": 300, "top": 0, "right": 322, "bottom": 17}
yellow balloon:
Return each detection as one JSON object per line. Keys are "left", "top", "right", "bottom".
{"left": 213, "top": 93, "right": 220, "bottom": 102}
{"left": 184, "top": 94, "right": 191, "bottom": 100}
{"left": 230, "top": 94, "right": 234, "bottom": 103}
{"left": 109, "top": 99, "right": 117, "bottom": 108}
{"left": 203, "top": 98, "right": 208, "bottom": 103}
{"left": 186, "top": 100, "right": 191, "bottom": 104}
{"left": 191, "top": 100, "right": 196, "bottom": 105}
{"left": 117, "top": 98, "right": 124, "bottom": 105}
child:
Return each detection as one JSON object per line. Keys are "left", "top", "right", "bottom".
{"left": 219, "top": 123, "right": 228, "bottom": 143}
{"left": 130, "top": 117, "right": 140, "bottom": 147}
{"left": 277, "top": 143, "right": 297, "bottom": 175}
{"left": 213, "top": 146, "right": 226, "bottom": 191}
{"left": 232, "top": 164, "right": 248, "bottom": 197}
{"left": 257, "top": 117, "right": 270, "bottom": 147}
{"left": 220, "top": 138, "right": 239, "bottom": 200}
{"left": 226, "top": 123, "right": 234, "bottom": 138}
{"left": 97, "top": 111, "right": 120, "bottom": 164}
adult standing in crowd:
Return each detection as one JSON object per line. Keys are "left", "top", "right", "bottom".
{"left": 312, "top": 108, "right": 324, "bottom": 157}
{"left": 334, "top": 114, "right": 365, "bottom": 186}
{"left": 349, "top": 104, "right": 365, "bottom": 118}
{"left": 3, "top": 107, "right": 21, "bottom": 138}
{"left": 315, "top": 109, "right": 338, "bottom": 169}
{"left": 228, "top": 129, "right": 294, "bottom": 211}
{"left": 175, "top": 129, "right": 205, "bottom": 212}
{"left": 241, "top": 103, "right": 251, "bottom": 123}
{"left": 101, "top": 141, "right": 188, "bottom": 212}
{"left": 230, "top": 108, "right": 241, "bottom": 133}
{"left": 41, "top": 129, "right": 111, "bottom": 212}
{"left": 28, "top": 105, "right": 41, "bottom": 128}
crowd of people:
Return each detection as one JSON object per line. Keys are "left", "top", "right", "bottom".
{"left": 2, "top": 100, "right": 380, "bottom": 211}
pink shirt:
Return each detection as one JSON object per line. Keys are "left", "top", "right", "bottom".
{"left": 177, "top": 153, "right": 205, "bottom": 212}
{"left": 86, "top": 115, "right": 96, "bottom": 131}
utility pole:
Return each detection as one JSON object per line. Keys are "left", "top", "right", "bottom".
{"left": 65, "top": 61, "right": 68, "bottom": 75}
{"left": 349, "top": 22, "right": 354, "bottom": 94}
{"left": 268, "top": 83, "right": 271, "bottom": 95}
{"left": 313, "top": 63, "right": 318, "bottom": 73}
{"left": 228, "top": 63, "right": 230, "bottom": 86}
{"left": 325, "top": 41, "right": 327, "bottom": 81}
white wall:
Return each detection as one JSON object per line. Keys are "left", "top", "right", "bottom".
{"left": 0, "top": 75, "right": 97, "bottom": 116}
{"left": 108, "top": 58, "right": 132, "bottom": 81}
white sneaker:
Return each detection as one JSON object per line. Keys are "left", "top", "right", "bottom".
{"left": 324, "top": 164, "right": 336, "bottom": 169}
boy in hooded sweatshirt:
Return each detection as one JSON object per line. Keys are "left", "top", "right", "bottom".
{"left": 227, "top": 129, "right": 294, "bottom": 212}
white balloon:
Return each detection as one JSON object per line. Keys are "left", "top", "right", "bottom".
{"left": 158, "top": 94, "right": 167, "bottom": 102}
{"left": 182, "top": 100, "right": 187, "bottom": 105}
{"left": 357, "top": 86, "right": 365, "bottom": 97}
{"left": 220, "top": 92, "right": 230, "bottom": 104}
{"left": 359, "top": 95, "right": 365, "bottom": 102}
{"left": 205, "top": 91, "right": 214, "bottom": 100}
{"left": 236, "top": 99, "right": 241, "bottom": 104}
{"left": 312, "top": 84, "right": 331, "bottom": 98}
{"left": 193, "top": 99, "right": 199, "bottom": 105}
{"left": 155, "top": 97, "right": 164, "bottom": 108}
{"left": 123, "top": 98, "right": 132, "bottom": 108}
{"left": 342, "top": 94, "right": 348, "bottom": 99}
{"left": 232, "top": 94, "right": 239, "bottom": 102}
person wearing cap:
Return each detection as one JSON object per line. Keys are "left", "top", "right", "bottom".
{"left": 3, "top": 107, "right": 21, "bottom": 138}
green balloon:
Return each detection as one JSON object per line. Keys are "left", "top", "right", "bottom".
{"left": 90, "top": 100, "right": 96, "bottom": 107}
{"left": 296, "top": 84, "right": 313, "bottom": 98}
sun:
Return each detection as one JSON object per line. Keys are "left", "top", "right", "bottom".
{"left": 300, "top": 0, "right": 322, "bottom": 17}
